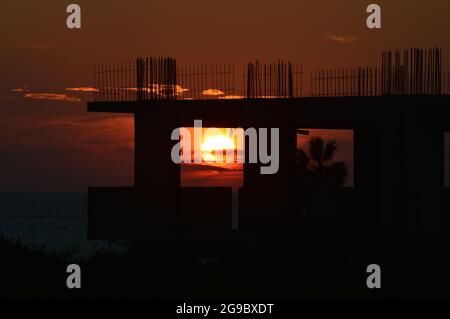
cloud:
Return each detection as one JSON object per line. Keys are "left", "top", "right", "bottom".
{"left": 0, "top": 114, "right": 134, "bottom": 191}
{"left": 65, "top": 87, "right": 99, "bottom": 92}
{"left": 327, "top": 34, "right": 358, "bottom": 44}
{"left": 10, "top": 86, "right": 29, "bottom": 93}
{"left": 181, "top": 163, "right": 243, "bottom": 188}
{"left": 24, "top": 93, "right": 81, "bottom": 103}
{"left": 202, "top": 89, "right": 225, "bottom": 96}
{"left": 37, "top": 115, "right": 125, "bottom": 127}
{"left": 124, "top": 84, "right": 189, "bottom": 96}
{"left": 38, "top": 121, "right": 92, "bottom": 127}
{"left": 218, "top": 95, "right": 244, "bottom": 99}
{"left": 182, "top": 164, "right": 235, "bottom": 173}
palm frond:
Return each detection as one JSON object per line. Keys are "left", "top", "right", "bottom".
{"left": 323, "top": 139, "right": 337, "bottom": 163}
{"left": 308, "top": 137, "right": 324, "bottom": 165}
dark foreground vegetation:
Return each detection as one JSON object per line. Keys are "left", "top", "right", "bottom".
{"left": 1, "top": 233, "right": 450, "bottom": 299}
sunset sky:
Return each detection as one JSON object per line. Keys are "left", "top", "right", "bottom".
{"left": 0, "top": 0, "right": 449, "bottom": 191}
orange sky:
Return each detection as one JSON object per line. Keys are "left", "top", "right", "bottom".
{"left": 0, "top": 0, "right": 449, "bottom": 190}
{"left": 181, "top": 128, "right": 354, "bottom": 189}
{"left": 179, "top": 127, "right": 243, "bottom": 188}
{"left": 2, "top": 0, "right": 450, "bottom": 94}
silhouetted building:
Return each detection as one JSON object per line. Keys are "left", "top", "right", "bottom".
{"left": 88, "top": 53, "right": 450, "bottom": 255}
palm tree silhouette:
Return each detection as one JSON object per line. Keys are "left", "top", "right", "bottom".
{"left": 296, "top": 136, "right": 348, "bottom": 187}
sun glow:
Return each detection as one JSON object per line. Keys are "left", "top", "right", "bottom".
{"left": 201, "top": 134, "right": 235, "bottom": 162}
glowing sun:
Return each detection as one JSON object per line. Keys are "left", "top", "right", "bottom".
{"left": 201, "top": 134, "right": 235, "bottom": 162}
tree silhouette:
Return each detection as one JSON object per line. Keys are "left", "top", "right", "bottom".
{"left": 296, "top": 136, "right": 348, "bottom": 187}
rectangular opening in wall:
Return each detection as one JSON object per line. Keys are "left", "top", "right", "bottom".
{"left": 179, "top": 127, "right": 243, "bottom": 188}
{"left": 178, "top": 127, "right": 243, "bottom": 230}
{"left": 297, "top": 129, "right": 354, "bottom": 187}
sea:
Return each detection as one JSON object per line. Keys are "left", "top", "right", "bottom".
{"left": 0, "top": 192, "right": 128, "bottom": 259}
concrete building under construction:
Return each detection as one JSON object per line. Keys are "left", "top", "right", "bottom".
{"left": 87, "top": 49, "right": 450, "bottom": 253}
